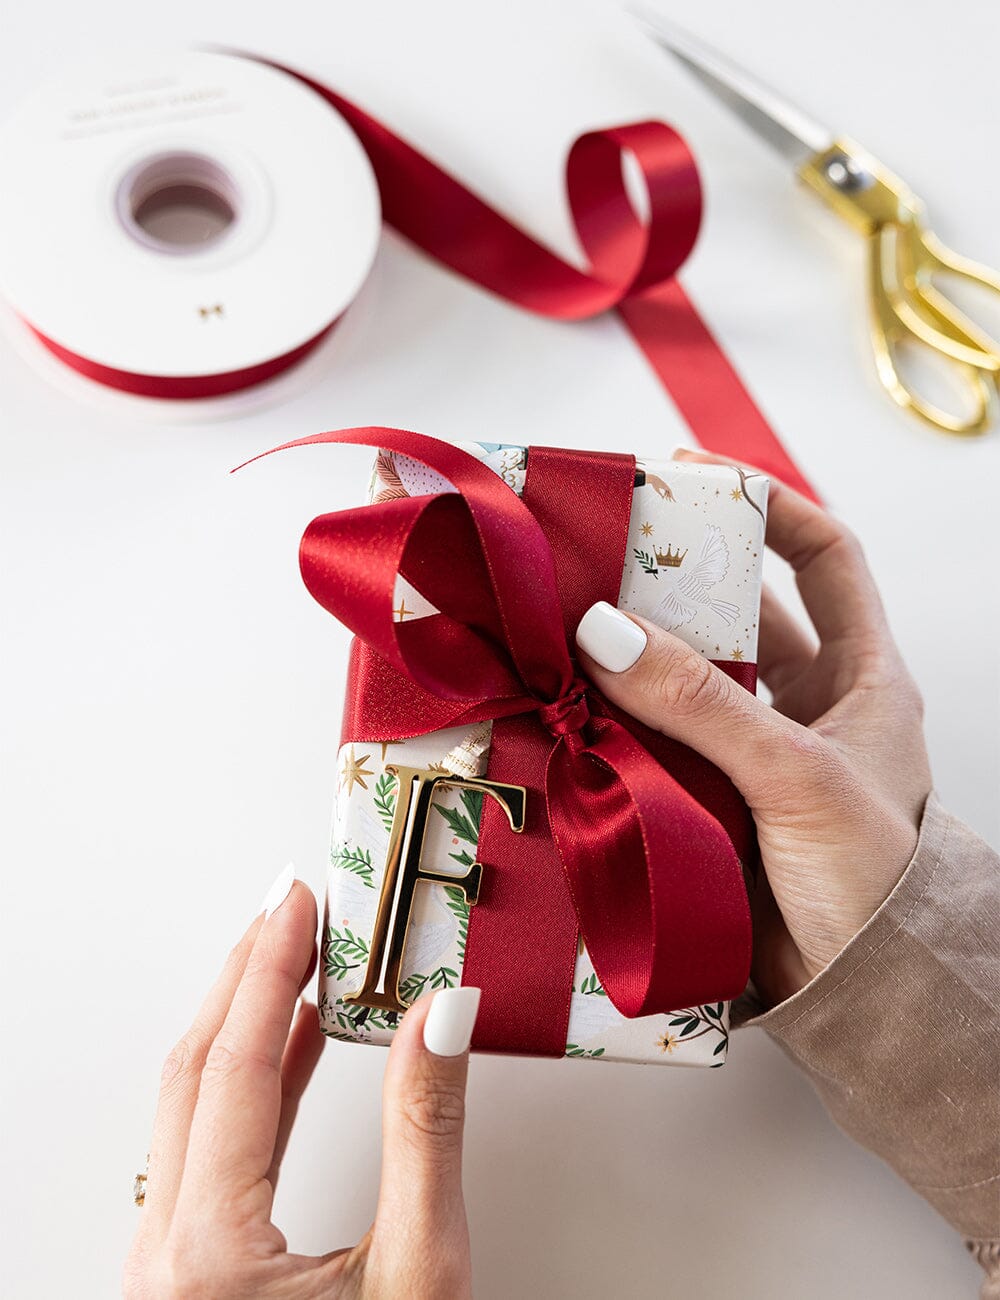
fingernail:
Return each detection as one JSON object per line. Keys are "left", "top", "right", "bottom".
{"left": 260, "top": 862, "right": 296, "bottom": 920}
{"left": 576, "top": 602, "right": 647, "bottom": 673}
{"left": 423, "top": 987, "right": 481, "bottom": 1057}
{"left": 669, "top": 442, "right": 695, "bottom": 458}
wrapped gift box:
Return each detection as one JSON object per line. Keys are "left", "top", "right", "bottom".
{"left": 316, "top": 440, "right": 768, "bottom": 1066}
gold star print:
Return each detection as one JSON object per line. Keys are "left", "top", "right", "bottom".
{"left": 379, "top": 740, "right": 401, "bottom": 761}
{"left": 731, "top": 645, "right": 745, "bottom": 662}
{"left": 393, "top": 598, "right": 413, "bottom": 622}
{"left": 656, "top": 1032, "right": 678, "bottom": 1055}
{"left": 730, "top": 488, "right": 743, "bottom": 501}
{"left": 640, "top": 521, "right": 654, "bottom": 537}
{"left": 340, "top": 746, "right": 374, "bottom": 795}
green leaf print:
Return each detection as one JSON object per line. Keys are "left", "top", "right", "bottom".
{"left": 443, "top": 885, "right": 471, "bottom": 960}
{"left": 331, "top": 841, "right": 376, "bottom": 888}
{"left": 579, "top": 972, "right": 608, "bottom": 997}
{"left": 565, "top": 1044, "right": 606, "bottom": 1059}
{"left": 399, "top": 971, "right": 430, "bottom": 1004}
{"left": 433, "top": 802, "right": 480, "bottom": 845}
{"left": 323, "top": 926, "right": 369, "bottom": 979}
{"left": 633, "top": 547, "right": 659, "bottom": 579}
{"left": 319, "top": 988, "right": 398, "bottom": 1039}
{"left": 433, "top": 784, "right": 485, "bottom": 849}
{"left": 664, "top": 1005, "right": 729, "bottom": 1060}
{"left": 373, "top": 772, "right": 398, "bottom": 833}
{"left": 459, "top": 786, "right": 484, "bottom": 829}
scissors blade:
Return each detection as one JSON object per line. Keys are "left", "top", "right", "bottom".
{"left": 630, "top": 7, "right": 834, "bottom": 168}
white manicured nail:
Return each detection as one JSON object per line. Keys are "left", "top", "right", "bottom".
{"left": 260, "top": 863, "right": 296, "bottom": 919}
{"left": 423, "top": 987, "right": 481, "bottom": 1057}
{"left": 576, "top": 602, "right": 647, "bottom": 673}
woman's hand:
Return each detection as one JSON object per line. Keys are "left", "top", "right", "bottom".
{"left": 575, "top": 453, "right": 932, "bottom": 1009}
{"left": 124, "top": 871, "right": 478, "bottom": 1299}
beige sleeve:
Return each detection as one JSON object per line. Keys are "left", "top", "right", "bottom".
{"left": 733, "top": 793, "right": 1000, "bottom": 1296}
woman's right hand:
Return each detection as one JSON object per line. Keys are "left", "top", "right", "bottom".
{"left": 575, "top": 452, "right": 933, "bottom": 1009}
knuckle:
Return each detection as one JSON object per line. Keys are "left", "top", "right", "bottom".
{"left": 243, "top": 930, "right": 301, "bottom": 991}
{"left": 399, "top": 1077, "right": 467, "bottom": 1145}
{"left": 200, "top": 1038, "right": 275, "bottom": 1091}
{"left": 833, "top": 518, "right": 863, "bottom": 560}
{"left": 200, "top": 1040, "right": 242, "bottom": 1087}
{"left": 160, "top": 1034, "right": 198, "bottom": 1095}
{"left": 647, "top": 649, "right": 722, "bottom": 718}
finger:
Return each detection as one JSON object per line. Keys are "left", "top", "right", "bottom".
{"left": 576, "top": 602, "right": 819, "bottom": 808}
{"left": 176, "top": 878, "right": 318, "bottom": 1218}
{"left": 373, "top": 988, "right": 478, "bottom": 1261}
{"left": 674, "top": 448, "right": 890, "bottom": 657}
{"left": 757, "top": 585, "right": 816, "bottom": 693}
{"left": 267, "top": 999, "right": 326, "bottom": 1191}
{"left": 143, "top": 913, "right": 262, "bottom": 1229}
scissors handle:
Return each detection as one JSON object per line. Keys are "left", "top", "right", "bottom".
{"left": 800, "top": 139, "right": 1000, "bottom": 436}
{"left": 869, "top": 221, "right": 998, "bottom": 435}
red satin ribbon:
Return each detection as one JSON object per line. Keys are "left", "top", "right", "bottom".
{"left": 244, "top": 427, "right": 755, "bottom": 1054}
{"left": 28, "top": 321, "right": 337, "bottom": 400}
{"left": 28, "top": 53, "right": 819, "bottom": 502}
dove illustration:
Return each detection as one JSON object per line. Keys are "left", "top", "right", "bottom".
{"left": 651, "top": 524, "right": 740, "bottom": 629}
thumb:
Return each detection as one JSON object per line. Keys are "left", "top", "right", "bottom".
{"left": 576, "top": 601, "right": 814, "bottom": 808}
{"left": 373, "top": 987, "right": 479, "bottom": 1255}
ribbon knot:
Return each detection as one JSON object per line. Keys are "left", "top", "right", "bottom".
{"left": 537, "top": 679, "right": 591, "bottom": 740}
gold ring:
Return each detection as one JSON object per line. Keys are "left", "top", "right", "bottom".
{"left": 133, "top": 1155, "right": 149, "bottom": 1207}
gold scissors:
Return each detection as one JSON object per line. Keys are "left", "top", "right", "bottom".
{"left": 632, "top": 9, "right": 1000, "bottom": 436}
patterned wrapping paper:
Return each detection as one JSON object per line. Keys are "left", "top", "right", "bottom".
{"left": 319, "top": 443, "right": 768, "bottom": 1065}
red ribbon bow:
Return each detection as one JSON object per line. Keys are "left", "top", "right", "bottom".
{"left": 249, "top": 427, "right": 754, "bottom": 1051}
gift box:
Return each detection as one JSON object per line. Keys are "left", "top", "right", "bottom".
{"left": 302, "top": 431, "right": 768, "bottom": 1066}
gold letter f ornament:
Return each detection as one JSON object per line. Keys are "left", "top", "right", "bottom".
{"left": 345, "top": 764, "right": 526, "bottom": 1015}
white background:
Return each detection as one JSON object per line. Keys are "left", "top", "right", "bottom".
{"left": 2, "top": 1, "right": 997, "bottom": 1296}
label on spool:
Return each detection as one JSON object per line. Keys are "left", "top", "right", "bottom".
{"left": 0, "top": 50, "right": 382, "bottom": 382}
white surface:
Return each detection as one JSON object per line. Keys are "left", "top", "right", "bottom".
{"left": 0, "top": 50, "right": 380, "bottom": 373}
{"left": 1, "top": 1, "right": 996, "bottom": 1296}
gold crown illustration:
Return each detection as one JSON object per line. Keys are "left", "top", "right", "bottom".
{"left": 655, "top": 544, "right": 688, "bottom": 568}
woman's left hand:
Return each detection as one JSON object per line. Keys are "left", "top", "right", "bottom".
{"left": 124, "top": 872, "right": 478, "bottom": 1299}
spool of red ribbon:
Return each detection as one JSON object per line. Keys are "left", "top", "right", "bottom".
{"left": 0, "top": 47, "right": 818, "bottom": 500}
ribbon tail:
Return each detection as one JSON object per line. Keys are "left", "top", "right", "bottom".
{"left": 545, "top": 715, "right": 752, "bottom": 1018}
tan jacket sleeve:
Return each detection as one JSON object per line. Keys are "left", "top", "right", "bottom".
{"left": 733, "top": 793, "right": 1000, "bottom": 1296}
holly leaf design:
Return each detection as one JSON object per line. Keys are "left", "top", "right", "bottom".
{"left": 565, "top": 1043, "right": 606, "bottom": 1059}
{"left": 580, "top": 972, "right": 608, "bottom": 997}
{"left": 373, "top": 772, "right": 398, "bottom": 833}
{"left": 331, "top": 841, "right": 376, "bottom": 888}
{"left": 633, "top": 547, "right": 659, "bottom": 579}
